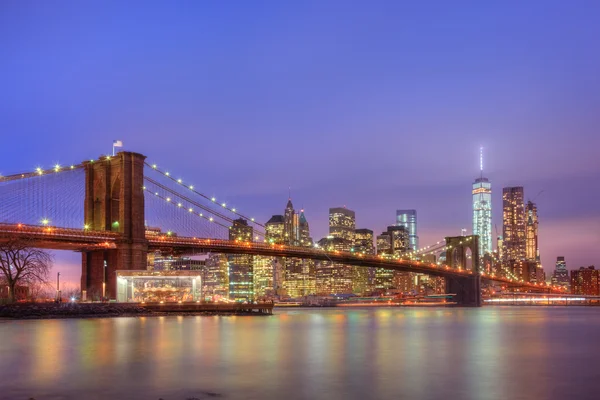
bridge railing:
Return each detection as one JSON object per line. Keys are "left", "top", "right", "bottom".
{"left": 0, "top": 222, "right": 119, "bottom": 241}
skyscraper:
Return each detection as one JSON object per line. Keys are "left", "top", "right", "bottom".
{"left": 354, "top": 229, "right": 375, "bottom": 254}
{"left": 329, "top": 207, "right": 356, "bottom": 241}
{"left": 551, "top": 257, "right": 570, "bottom": 289}
{"left": 284, "top": 199, "right": 297, "bottom": 244}
{"left": 472, "top": 148, "right": 492, "bottom": 257}
{"left": 525, "top": 201, "right": 539, "bottom": 261}
{"left": 265, "top": 215, "right": 285, "bottom": 244}
{"left": 315, "top": 236, "right": 353, "bottom": 295}
{"left": 298, "top": 209, "right": 312, "bottom": 247}
{"left": 502, "top": 186, "right": 526, "bottom": 263}
{"left": 571, "top": 266, "right": 599, "bottom": 295}
{"left": 276, "top": 199, "right": 315, "bottom": 298}
{"left": 396, "top": 210, "right": 418, "bottom": 251}
{"left": 353, "top": 228, "right": 375, "bottom": 295}
{"left": 228, "top": 218, "right": 254, "bottom": 301}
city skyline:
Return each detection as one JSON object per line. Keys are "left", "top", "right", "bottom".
{"left": 1, "top": 1, "right": 599, "bottom": 283}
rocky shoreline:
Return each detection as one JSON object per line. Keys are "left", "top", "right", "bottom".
{"left": 0, "top": 302, "right": 272, "bottom": 319}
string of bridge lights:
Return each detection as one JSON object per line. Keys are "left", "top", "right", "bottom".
{"left": 143, "top": 175, "right": 265, "bottom": 238}
{"left": 0, "top": 162, "right": 86, "bottom": 183}
{"left": 143, "top": 186, "right": 232, "bottom": 232}
{"left": 144, "top": 161, "right": 264, "bottom": 229}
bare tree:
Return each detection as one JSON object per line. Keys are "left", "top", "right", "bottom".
{"left": 0, "top": 238, "right": 53, "bottom": 303}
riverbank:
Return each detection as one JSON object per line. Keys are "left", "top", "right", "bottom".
{"left": 0, "top": 302, "right": 273, "bottom": 319}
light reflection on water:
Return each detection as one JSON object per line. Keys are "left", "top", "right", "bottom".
{"left": 0, "top": 307, "right": 598, "bottom": 400}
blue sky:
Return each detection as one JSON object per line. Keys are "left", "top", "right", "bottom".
{"left": 1, "top": 1, "right": 599, "bottom": 282}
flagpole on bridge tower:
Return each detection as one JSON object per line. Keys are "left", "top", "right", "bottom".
{"left": 112, "top": 140, "right": 123, "bottom": 156}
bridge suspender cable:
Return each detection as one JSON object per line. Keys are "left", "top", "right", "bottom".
{"left": 143, "top": 176, "right": 265, "bottom": 238}
{"left": 144, "top": 161, "right": 265, "bottom": 228}
{"left": 143, "top": 187, "right": 233, "bottom": 231}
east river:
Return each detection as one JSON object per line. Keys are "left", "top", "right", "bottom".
{"left": 1, "top": 307, "right": 599, "bottom": 400}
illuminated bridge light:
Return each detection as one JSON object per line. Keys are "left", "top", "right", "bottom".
{"left": 177, "top": 203, "right": 182, "bottom": 207}
{"left": 211, "top": 197, "right": 216, "bottom": 202}
{"left": 152, "top": 164, "right": 157, "bottom": 169}
{"left": 166, "top": 197, "right": 171, "bottom": 202}
{"left": 165, "top": 172, "right": 170, "bottom": 176}
{"left": 188, "top": 208, "right": 193, "bottom": 212}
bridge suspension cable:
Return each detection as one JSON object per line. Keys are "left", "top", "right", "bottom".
{"left": 144, "top": 161, "right": 264, "bottom": 228}
{"left": 0, "top": 163, "right": 85, "bottom": 183}
{"left": 0, "top": 165, "right": 85, "bottom": 229}
{"left": 143, "top": 186, "right": 232, "bottom": 232}
{"left": 143, "top": 176, "right": 265, "bottom": 238}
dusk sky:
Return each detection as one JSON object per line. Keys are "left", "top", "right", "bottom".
{"left": 1, "top": 1, "right": 599, "bottom": 283}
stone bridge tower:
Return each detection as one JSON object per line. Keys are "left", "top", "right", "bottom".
{"left": 81, "top": 151, "right": 148, "bottom": 300}
{"left": 444, "top": 235, "right": 481, "bottom": 307}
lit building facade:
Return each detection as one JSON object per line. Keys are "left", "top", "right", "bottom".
{"left": 266, "top": 215, "right": 285, "bottom": 244}
{"left": 472, "top": 177, "right": 493, "bottom": 257}
{"left": 228, "top": 218, "right": 254, "bottom": 301}
{"left": 502, "top": 187, "right": 526, "bottom": 263}
{"left": 203, "top": 253, "right": 229, "bottom": 299}
{"left": 253, "top": 256, "right": 276, "bottom": 299}
{"left": 269, "top": 199, "right": 315, "bottom": 298}
{"left": 315, "top": 236, "right": 353, "bottom": 295}
{"left": 525, "top": 201, "right": 539, "bottom": 262}
{"left": 329, "top": 207, "right": 356, "bottom": 242}
{"left": 352, "top": 228, "right": 375, "bottom": 295}
{"left": 396, "top": 210, "right": 418, "bottom": 251}
{"left": 551, "top": 257, "right": 570, "bottom": 289}
{"left": 571, "top": 266, "right": 599, "bottom": 295}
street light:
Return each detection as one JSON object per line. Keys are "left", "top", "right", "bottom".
{"left": 56, "top": 272, "right": 61, "bottom": 303}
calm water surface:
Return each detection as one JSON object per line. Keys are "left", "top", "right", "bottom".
{"left": 1, "top": 307, "right": 599, "bottom": 400}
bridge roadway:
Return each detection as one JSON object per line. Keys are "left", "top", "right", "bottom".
{"left": 0, "top": 223, "right": 558, "bottom": 292}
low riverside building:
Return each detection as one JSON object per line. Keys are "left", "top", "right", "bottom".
{"left": 116, "top": 270, "right": 202, "bottom": 303}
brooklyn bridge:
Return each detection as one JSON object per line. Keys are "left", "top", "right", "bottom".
{"left": 0, "top": 151, "right": 561, "bottom": 306}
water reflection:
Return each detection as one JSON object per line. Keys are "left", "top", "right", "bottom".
{"left": 0, "top": 307, "right": 598, "bottom": 400}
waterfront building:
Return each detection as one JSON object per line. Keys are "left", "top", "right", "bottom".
{"left": 329, "top": 207, "right": 356, "bottom": 242}
{"left": 551, "top": 257, "right": 570, "bottom": 289}
{"left": 396, "top": 210, "right": 418, "bottom": 251}
{"left": 204, "top": 253, "right": 229, "bottom": 299}
{"left": 228, "top": 218, "right": 254, "bottom": 301}
{"left": 253, "top": 256, "right": 276, "bottom": 299}
{"left": 315, "top": 236, "right": 353, "bottom": 295}
{"left": 354, "top": 228, "right": 375, "bottom": 294}
{"left": 170, "top": 258, "right": 205, "bottom": 271}
{"left": 570, "top": 266, "right": 599, "bottom": 295}
{"left": 147, "top": 251, "right": 177, "bottom": 271}
{"left": 502, "top": 187, "right": 526, "bottom": 263}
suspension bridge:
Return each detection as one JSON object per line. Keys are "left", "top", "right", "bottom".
{"left": 0, "top": 151, "right": 561, "bottom": 306}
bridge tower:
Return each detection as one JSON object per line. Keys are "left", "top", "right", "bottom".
{"left": 81, "top": 152, "right": 148, "bottom": 300}
{"left": 444, "top": 235, "right": 481, "bottom": 307}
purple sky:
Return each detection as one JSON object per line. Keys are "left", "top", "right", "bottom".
{"left": 1, "top": 1, "right": 599, "bottom": 284}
